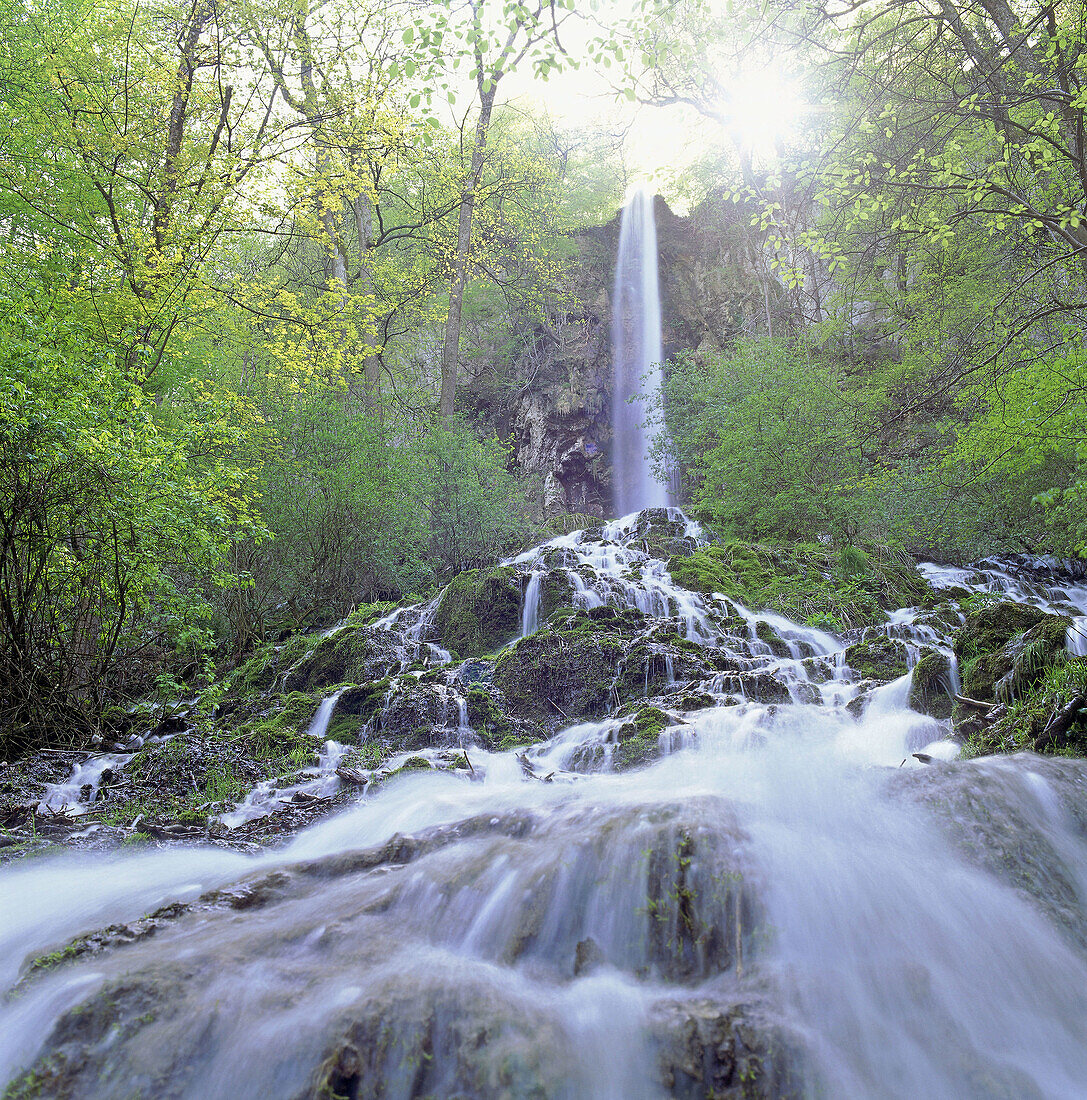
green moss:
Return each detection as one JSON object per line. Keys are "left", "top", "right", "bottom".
{"left": 324, "top": 715, "right": 363, "bottom": 746}
{"left": 334, "top": 679, "right": 392, "bottom": 731}
{"left": 343, "top": 601, "right": 397, "bottom": 627}
{"left": 953, "top": 601, "right": 1049, "bottom": 661}
{"left": 666, "top": 547, "right": 734, "bottom": 595}
{"left": 465, "top": 685, "right": 513, "bottom": 744}
{"left": 613, "top": 706, "right": 672, "bottom": 771}
{"left": 394, "top": 756, "right": 432, "bottom": 772}
{"left": 226, "top": 632, "right": 318, "bottom": 696}
{"left": 668, "top": 540, "right": 927, "bottom": 630}
{"left": 908, "top": 648, "right": 954, "bottom": 720}
{"left": 3, "top": 1054, "right": 70, "bottom": 1100}
{"left": 955, "top": 608, "right": 1069, "bottom": 703}
{"left": 496, "top": 733, "right": 542, "bottom": 751}
{"left": 25, "top": 942, "right": 83, "bottom": 976}
{"left": 755, "top": 620, "right": 792, "bottom": 658}
{"left": 432, "top": 566, "right": 522, "bottom": 658}
{"left": 492, "top": 616, "right": 626, "bottom": 725}
{"left": 843, "top": 637, "right": 910, "bottom": 683}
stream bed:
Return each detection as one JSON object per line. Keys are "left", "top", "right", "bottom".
{"left": 4, "top": 511, "right": 1087, "bottom": 1098}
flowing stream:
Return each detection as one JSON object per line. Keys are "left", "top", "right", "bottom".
{"left": 4, "top": 516, "right": 1087, "bottom": 1097}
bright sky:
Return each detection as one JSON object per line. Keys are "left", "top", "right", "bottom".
{"left": 497, "top": 2, "right": 810, "bottom": 203}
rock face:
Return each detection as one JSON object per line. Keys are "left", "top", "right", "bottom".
{"left": 483, "top": 193, "right": 775, "bottom": 517}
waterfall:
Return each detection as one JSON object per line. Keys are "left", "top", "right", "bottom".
{"left": 8, "top": 522, "right": 1087, "bottom": 1097}
{"left": 611, "top": 186, "right": 669, "bottom": 515}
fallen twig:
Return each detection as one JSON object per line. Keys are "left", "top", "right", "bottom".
{"left": 954, "top": 694, "right": 993, "bottom": 710}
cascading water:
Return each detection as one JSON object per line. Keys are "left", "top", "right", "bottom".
{"left": 611, "top": 186, "right": 669, "bottom": 514}
{"left": 5, "top": 518, "right": 1087, "bottom": 1097}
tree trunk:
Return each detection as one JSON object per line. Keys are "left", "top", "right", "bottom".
{"left": 439, "top": 82, "right": 497, "bottom": 419}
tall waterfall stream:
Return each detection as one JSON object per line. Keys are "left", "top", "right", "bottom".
{"left": 611, "top": 187, "right": 669, "bottom": 515}
{"left": 5, "top": 512, "right": 1087, "bottom": 1098}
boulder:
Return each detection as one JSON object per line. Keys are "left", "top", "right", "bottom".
{"left": 432, "top": 566, "right": 522, "bottom": 658}
{"left": 908, "top": 648, "right": 955, "bottom": 720}
{"left": 843, "top": 635, "right": 910, "bottom": 683}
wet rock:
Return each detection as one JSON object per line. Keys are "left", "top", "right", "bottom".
{"left": 846, "top": 682, "right": 880, "bottom": 719}
{"left": 909, "top": 648, "right": 955, "bottom": 720}
{"left": 644, "top": 818, "right": 764, "bottom": 982}
{"left": 432, "top": 565, "right": 522, "bottom": 657}
{"left": 843, "top": 635, "right": 910, "bottom": 683}
{"left": 305, "top": 979, "right": 570, "bottom": 1100}
{"left": 492, "top": 614, "right": 627, "bottom": 730}
{"left": 614, "top": 635, "right": 717, "bottom": 703}
{"left": 800, "top": 656, "right": 835, "bottom": 684}
{"left": 652, "top": 998, "right": 808, "bottom": 1099}
{"left": 612, "top": 706, "right": 677, "bottom": 771}
{"left": 892, "top": 756, "right": 1087, "bottom": 950}
{"left": 629, "top": 507, "right": 700, "bottom": 560}
{"left": 713, "top": 672, "right": 792, "bottom": 705}
{"left": 755, "top": 619, "right": 793, "bottom": 658}
{"left": 573, "top": 937, "right": 603, "bottom": 976}
{"left": 366, "top": 681, "right": 474, "bottom": 752}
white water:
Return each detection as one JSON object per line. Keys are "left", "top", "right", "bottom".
{"left": 5, "top": 523, "right": 1087, "bottom": 1097}
{"left": 612, "top": 186, "right": 669, "bottom": 514}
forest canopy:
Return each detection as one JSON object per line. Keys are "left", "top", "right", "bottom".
{"left": 3, "top": 0, "right": 1087, "bottom": 749}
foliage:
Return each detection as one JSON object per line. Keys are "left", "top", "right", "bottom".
{"left": 222, "top": 399, "right": 533, "bottom": 646}
{"left": 0, "top": 316, "right": 265, "bottom": 757}
{"left": 663, "top": 338, "right": 882, "bottom": 543}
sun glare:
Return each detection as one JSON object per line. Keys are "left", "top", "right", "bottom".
{"left": 718, "top": 64, "right": 805, "bottom": 158}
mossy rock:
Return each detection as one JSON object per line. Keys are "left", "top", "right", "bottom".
{"left": 908, "top": 648, "right": 954, "bottom": 720}
{"left": 392, "top": 756, "right": 432, "bottom": 774}
{"left": 614, "top": 637, "right": 716, "bottom": 703}
{"left": 227, "top": 633, "right": 317, "bottom": 696}
{"left": 282, "top": 626, "right": 400, "bottom": 693}
{"left": 614, "top": 706, "right": 674, "bottom": 771}
{"left": 112, "top": 720, "right": 318, "bottom": 827}
{"left": 464, "top": 685, "right": 515, "bottom": 745}
{"left": 915, "top": 601, "right": 963, "bottom": 634}
{"left": 953, "top": 601, "right": 1049, "bottom": 661}
{"left": 755, "top": 619, "right": 792, "bottom": 658}
{"left": 955, "top": 607, "right": 1070, "bottom": 703}
{"left": 334, "top": 679, "right": 392, "bottom": 726}
{"left": 492, "top": 615, "right": 626, "bottom": 726}
{"left": 537, "top": 571, "right": 576, "bottom": 625}
{"left": 714, "top": 671, "right": 792, "bottom": 704}
{"left": 668, "top": 540, "right": 926, "bottom": 630}
{"left": 628, "top": 508, "right": 699, "bottom": 560}
{"left": 843, "top": 636, "right": 910, "bottom": 683}
{"left": 432, "top": 566, "right": 523, "bottom": 658}
{"left": 960, "top": 652, "right": 1013, "bottom": 703}
{"left": 349, "top": 679, "right": 488, "bottom": 754}
{"left": 667, "top": 546, "right": 734, "bottom": 596}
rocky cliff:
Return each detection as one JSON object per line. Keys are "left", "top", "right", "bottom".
{"left": 480, "top": 192, "right": 781, "bottom": 518}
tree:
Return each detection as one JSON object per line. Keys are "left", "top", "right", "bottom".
{"left": 404, "top": 0, "right": 578, "bottom": 417}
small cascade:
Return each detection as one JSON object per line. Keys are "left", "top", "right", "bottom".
{"left": 37, "top": 754, "right": 130, "bottom": 816}
{"left": 611, "top": 187, "right": 669, "bottom": 514}
{"left": 218, "top": 688, "right": 348, "bottom": 830}
{"left": 10, "top": 518, "right": 1087, "bottom": 1098}
{"left": 1068, "top": 617, "right": 1087, "bottom": 656}
{"left": 520, "top": 571, "right": 543, "bottom": 637}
